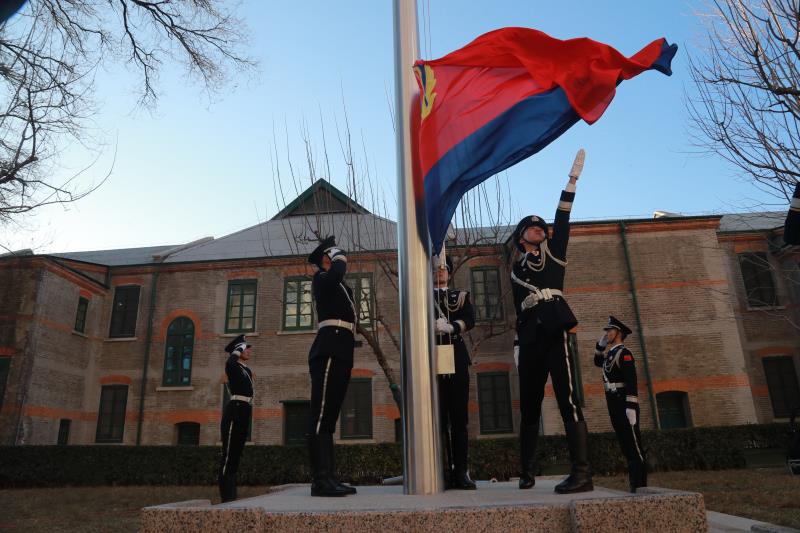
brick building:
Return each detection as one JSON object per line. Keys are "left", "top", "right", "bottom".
{"left": 1, "top": 180, "right": 798, "bottom": 446}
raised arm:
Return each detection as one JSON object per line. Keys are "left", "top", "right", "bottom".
{"left": 317, "top": 248, "right": 348, "bottom": 286}
{"left": 550, "top": 149, "right": 583, "bottom": 259}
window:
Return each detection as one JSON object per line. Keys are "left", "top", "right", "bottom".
{"left": 96, "top": 385, "right": 128, "bottom": 443}
{"left": 347, "top": 273, "right": 374, "bottom": 326}
{"left": 739, "top": 252, "right": 779, "bottom": 308}
{"left": 0, "top": 357, "right": 9, "bottom": 409}
{"left": 109, "top": 286, "right": 140, "bottom": 337}
{"left": 226, "top": 280, "right": 257, "bottom": 333}
{"left": 478, "top": 372, "right": 513, "bottom": 434}
{"left": 341, "top": 378, "right": 372, "bottom": 439}
{"left": 176, "top": 422, "right": 200, "bottom": 445}
{"left": 162, "top": 317, "right": 195, "bottom": 386}
{"left": 566, "top": 332, "right": 584, "bottom": 406}
{"left": 222, "top": 386, "right": 252, "bottom": 441}
{"left": 282, "top": 400, "right": 310, "bottom": 446}
{"left": 657, "top": 391, "right": 692, "bottom": 429}
{"left": 470, "top": 267, "right": 503, "bottom": 321}
{"left": 283, "top": 277, "right": 313, "bottom": 331}
{"left": 763, "top": 356, "right": 800, "bottom": 418}
{"left": 74, "top": 297, "right": 89, "bottom": 333}
{"left": 57, "top": 419, "right": 71, "bottom": 445}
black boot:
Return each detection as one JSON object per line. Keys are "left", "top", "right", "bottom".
{"left": 325, "top": 433, "right": 357, "bottom": 495}
{"left": 629, "top": 458, "right": 647, "bottom": 493}
{"left": 451, "top": 429, "right": 476, "bottom": 490}
{"left": 518, "top": 424, "right": 538, "bottom": 489}
{"left": 554, "top": 421, "right": 593, "bottom": 494}
{"left": 308, "top": 434, "right": 348, "bottom": 497}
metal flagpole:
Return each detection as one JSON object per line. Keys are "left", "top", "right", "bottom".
{"left": 393, "top": 0, "right": 443, "bottom": 495}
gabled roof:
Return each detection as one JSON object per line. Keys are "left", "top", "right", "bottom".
{"left": 271, "top": 179, "right": 370, "bottom": 219}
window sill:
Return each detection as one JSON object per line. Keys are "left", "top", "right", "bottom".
{"left": 71, "top": 330, "right": 89, "bottom": 338}
{"left": 477, "top": 432, "right": 516, "bottom": 439}
{"left": 745, "top": 305, "right": 786, "bottom": 311}
{"left": 156, "top": 386, "right": 194, "bottom": 392}
{"left": 339, "top": 438, "right": 376, "bottom": 444}
{"left": 276, "top": 329, "right": 316, "bottom": 335}
{"left": 105, "top": 337, "right": 138, "bottom": 342}
{"left": 220, "top": 332, "right": 258, "bottom": 338}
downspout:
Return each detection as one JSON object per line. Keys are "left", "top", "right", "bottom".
{"left": 619, "top": 222, "right": 660, "bottom": 430}
{"left": 135, "top": 268, "right": 159, "bottom": 445}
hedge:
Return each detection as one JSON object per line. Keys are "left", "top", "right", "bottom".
{"left": 0, "top": 423, "right": 791, "bottom": 488}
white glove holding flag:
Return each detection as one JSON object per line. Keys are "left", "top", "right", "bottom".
{"left": 626, "top": 408, "right": 637, "bottom": 426}
{"left": 435, "top": 317, "right": 454, "bottom": 334}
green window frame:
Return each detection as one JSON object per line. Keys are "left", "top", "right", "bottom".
{"left": 176, "top": 422, "right": 200, "bottom": 445}
{"left": 763, "top": 356, "right": 800, "bottom": 418}
{"left": 57, "top": 419, "right": 71, "bottom": 445}
{"left": 283, "top": 277, "right": 313, "bottom": 331}
{"left": 96, "top": 385, "right": 128, "bottom": 443}
{"left": 566, "top": 332, "right": 584, "bottom": 407}
{"left": 282, "top": 400, "right": 310, "bottom": 446}
{"left": 0, "top": 357, "right": 9, "bottom": 409}
{"left": 738, "top": 252, "right": 779, "bottom": 308}
{"left": 346, "top": 273, "right": 374, "bottom": 327}
{"left": 225, "top": 280, "right": 257, "bottom": 333}
{"left": 74, "top": 297, "right": 89, "bottom": 333}
{"left": 162, "top": 317, "right": 195, "bottom": 386}
{"left": 109, "top": 286, "right": 140, "bottom": 338}
{"left": 470, "top": 267, "right": 504, "bottom": 322}
{"left": 477, "top": 372, "right": 513, "bottom": 434}
{"left": 340, "top": 378, "right": 373, "bottom": 439}
{"left": 657, "top": 391, "right": 692, "bottom": 429}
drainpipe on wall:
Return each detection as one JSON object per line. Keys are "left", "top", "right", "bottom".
{"left": 619, "top": 221, "right": 660, "bottom": 430}
{"left": 135, "top": 269, "right": 159, "bottom": 445}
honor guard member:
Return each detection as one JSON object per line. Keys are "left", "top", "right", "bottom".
{"left": 306, "top": 235, "right": 357, "bottom": 497}
{"left": 594, "top": 316, "right": 647, "bottom": 492}
{"left": 784, "top": 182, "right": 800, "bottom": 245}
{"left": 218, "top": 334, "right": 254, "bottom": 503}
{"left": 510, "top": 149, "right": 593, "bottom": 494}
{"left": 434, "top": 255, "right": 477, "bottom": 490}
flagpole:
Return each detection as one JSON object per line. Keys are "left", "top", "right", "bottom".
{"left": 393, "top": 0, "right": 442, "bottom": 495}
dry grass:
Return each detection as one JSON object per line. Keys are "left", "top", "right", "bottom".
{"left": 0, "top": 485, "right": 271, "bottom": 532}
{"left": 1, "top": 469, "right": 798, "bottom": 532}
{"left": 596, "top": 467, "right": 800, "bottom": 530}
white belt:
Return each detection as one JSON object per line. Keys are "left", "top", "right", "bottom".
{"left": 231, "top": 395, "right": 253, "bottom": 404}
{"left": 318, "top": 319, "right": 355, "bottom": 332}
{"left": 604, "top": 382, "right": 625, "bottom": 392}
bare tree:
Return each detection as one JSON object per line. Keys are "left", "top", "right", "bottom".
{"left": 688, "top": 0, "right": 800, "bottom": 199}
{"left": 264, "top": 111, "right": 516, "bottom": 411}
{"left": 0, "top": 0, "right": 253, "bottom": 226}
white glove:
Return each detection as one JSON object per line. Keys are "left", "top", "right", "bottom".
{"left": 626, "top": 408, "right": 637, "bottom": 426}
{"left": 513, "top": 345, "right": 519, "bottom": 368}
{"left": 521, "top": 293, "right": 537, "bottom": 311}
{"left": 435, "top": 317, "right": 454, "bottom": 334}
{"left": 597, "top": 334, "right": 608, "bottom": 349}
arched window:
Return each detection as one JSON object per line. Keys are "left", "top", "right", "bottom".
{"left": 657, "top": 391, "right": 692, "bottom": 429}
{"left": 163, "top": 317, "right": 194, "bottom": 386}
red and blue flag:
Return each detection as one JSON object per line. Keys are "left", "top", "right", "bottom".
{"left": 414, "top": 27, "right": 677, "bottom": 252}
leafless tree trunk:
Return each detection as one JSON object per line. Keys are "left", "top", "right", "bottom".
{"left": 688, "top": 0, "right": 800, "bottom": 199}
{"left": 0, "top": 0, "right": 254, "bottom": 228}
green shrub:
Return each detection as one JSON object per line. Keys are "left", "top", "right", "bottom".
{"left": 0, "top": 423, "right": 790, "bottom": 487}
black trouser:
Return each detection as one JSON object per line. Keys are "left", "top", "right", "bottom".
{"left": 518, "top": 326, "right": 584, "bottom": 428}
{"left": 307, "top": 327, "right": 355, "bottom": 436}
{"left": 218, "top": 399, "right": 251, "bottom": 502}
{"left": 606, "top": 393, "right": 645, "bottom": 483}
{"left": 437, "top": 342, "right": 470, "bottom": 475}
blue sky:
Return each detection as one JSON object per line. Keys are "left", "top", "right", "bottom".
{"left": 4, "top": 0, "right": 785, "bottom": 253}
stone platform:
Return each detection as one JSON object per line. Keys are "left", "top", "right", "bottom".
{"left": 141, "top": 478, "right": 708, "bottom": 532}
